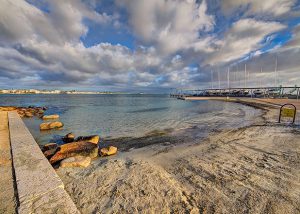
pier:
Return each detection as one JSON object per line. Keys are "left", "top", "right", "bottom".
{"left": 170, "top": 86, "right": 300, "bottom": 99}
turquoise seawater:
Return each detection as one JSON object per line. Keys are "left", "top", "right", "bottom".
{"left": 0, "top": 94, "right": 260, "bottom": 145}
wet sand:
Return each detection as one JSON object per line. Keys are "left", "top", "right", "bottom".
{"left": 57, "top": 99, "right": 300, "bottom": 213}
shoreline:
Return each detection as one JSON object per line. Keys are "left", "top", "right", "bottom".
{"left": 57, "top": 98, "right": 300, "bottom": 213}
{"left": 1, "top": 98, "right": 299, "bottom": 213}
{"left": 184, "top": 96, "right": 300, "bottom": 109}
{"left": 101, "top": 99, "right": 265, "bottom": 152}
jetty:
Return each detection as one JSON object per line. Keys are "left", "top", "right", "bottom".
{"left": 0, "top": 111, "right": 80, "bottom": 214}
{"left": 171, "top": 86, "right": 300, "bottom": 99}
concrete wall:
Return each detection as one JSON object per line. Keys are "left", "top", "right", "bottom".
{"left": 0, "top": 112, "right": 16, "bottom": 213}
{"left": 8, "top": 112, "right": 80, "bottom": 214}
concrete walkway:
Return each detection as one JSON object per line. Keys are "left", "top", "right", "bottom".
{"left": 0, "top": 112, "right": 17, "bottom": 213}
{"left": 8, "top": 112, "right": 80, "bottom": 214}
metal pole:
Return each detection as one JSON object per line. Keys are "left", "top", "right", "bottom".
{"left": 218, "top": 70, "right": 220, "bottom": 89}
{"left": 211, "top": 70, "right": 213, "bottom": 89}
{"left": 260, "top": 67, "right": 262, "bottom": 88}
{"left": 248, "top": 71, "right": 250, "bottom": 88}
{"left": 227, "top": 67, "right": 230, "bottom": 89}
{"left": 237, "top": 65, "right": 240, "bottom": 88}
{"left": 244, "top": 64, "right": 247, "bottom": 88}
{"left": 234, "top": 70, "right": 236, "bottom": 88}
{"left": 275, "top": 56, "right": 278, "bottom": 87}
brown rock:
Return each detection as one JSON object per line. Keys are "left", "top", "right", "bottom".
{"left": 36, "top": 113, "right": 44, "bottom": 118}
{"left": 49, "top": 121, "right": 63, "bottom": 129}
{"left": 35, "top": 109, "right": 45, "bottom": 118}
{"left": 40, "top": 123, "right": 50, "bottom": 130}
{"left": 42, "top": 114, "right": 59, "bottom": 120}
{"left": 42, "top": 143, "right": 58, "bottom": 152}
{"left": 18, "top": 111, "right": 25, "bottom": 117}
{"left": 37, "top": 109, "right": 44, "bottom": 114}
{"left": 100, "top": 146, "right": 118, "bottom": 156}
{"left": 40, "top": 121, "right": 64, "bottom": 130}
{"left": 76, "top": 135, "right": 99, "bottom": 144}
{"left": 28, "top": 108, "right": 35, "bottom": 113}
{"left": 63, "top": 132, "right": 75, "bottom": 143}
{"left": 24, "top": 111, "right": 33, "bottom": 117}
{"left": 49, "top": 141, "right": 98, "bottom": 164}
{"left": 60, "top": 156, "right": 91, "bottom": 168}
{"left": 43, "top": 148, "right": 59, "bottom": 159}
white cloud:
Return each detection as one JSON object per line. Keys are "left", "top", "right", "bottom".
{"left": 0, "top": 0, "right": 114, "bottom": 45}
{"left": 222, "top": 0, "right": 297, "bottom": 17}
{"left": 119, "top": 0, "right": 214, "bottom": 54}
{"left": 206, "top": 19, "right": 286, "bottom": 64}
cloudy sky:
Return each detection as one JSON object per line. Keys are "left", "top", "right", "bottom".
{"left": 0, "top": 0, "right": 300, "bottom": 92}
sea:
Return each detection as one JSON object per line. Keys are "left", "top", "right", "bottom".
{"left": 0, "top": 94, "right": 261, "bottom": 145}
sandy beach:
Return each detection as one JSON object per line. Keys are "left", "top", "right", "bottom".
{"left": 56, "top": 98, "right": 300, "bottom": 214}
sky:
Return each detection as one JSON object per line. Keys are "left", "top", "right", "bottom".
{"left": 0, "top": 0, "right": 300, "bottom": 92}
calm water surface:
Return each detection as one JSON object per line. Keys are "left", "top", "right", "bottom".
{"left": 0, "top": 94, "right": 261, "bottom": 145}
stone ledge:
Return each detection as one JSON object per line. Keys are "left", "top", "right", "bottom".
{"left": 8, "top": 112, "right": 80, "bottom": 214}
{"left": 19, "top": 188, "right": 79, "bottom": 214}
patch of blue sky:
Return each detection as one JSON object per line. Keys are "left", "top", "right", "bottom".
{"left": 231, "top": 28, "right": 293, "bottom": 65}
{"left": 25, "top": 0, "right": 50, "bottom": 13}
{"left": 80, "top": 19, "right": 135, "bottom": 49}
{"left": 154, "top": 76, "right": 167, "bottom": 85}
{"left": 259, "top": 31, "right": 292, "bottom": 52}
{"left": 85, "top": 0, "right": 116, "bottom": 15}
{"left": 287, "top": 16, "right": 300, "bottom": 28}
{"left": 188, "top": 64, "right": 199, "bottom": 73}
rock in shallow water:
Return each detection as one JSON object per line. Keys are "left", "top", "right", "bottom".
{"left": 75, "top": 135, "right": 99, "bottom": 144}
{"left": 63, "top": 132, "right": 75, "bottom": 143}
{"left": 49, "top": 141, "right": 98, "bottom": 164}
{"left": 49, "top": 121, "right": 64, "bottom": 129}
{"left": 42, "top": 114, "right": 60, "bottom": 120}
{"left": 100, "top": 146, "right": 118, "bottom": 156}
{"left": 42, "top": 142, "right": 58, "bottom": 152}
{"left": 24, "top": 111, "right": 33, "bottom": 117}
{"left": 40, "top": 121, "right": 64, "bottom": 130}
{"left": 44, "top": 148, "right": 59, "bottom": 159}
{"left": 60, "top": 156, "right": 91, "bottom": 168}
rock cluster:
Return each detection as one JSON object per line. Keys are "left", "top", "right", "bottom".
{"left": 0, "top": 106, "right": 46, "bottom": 118}
{"left": 42, "top": 133, "right": 100, "bottom": 167}
{"left": 49, "top": 141, "right": 98, "bottom": 164}
{"left": 42, "top": 133, "right": 118, "bottom": 168}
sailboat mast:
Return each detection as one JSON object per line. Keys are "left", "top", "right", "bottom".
{"left": 211, "top": 70, "right": 213, "bottom": 89}
{"left": 275, "top": 56, "right": 278, "bottom": 87}
{"left": 227, "top": 67, "right": 230, "bottom": 89}
{"left": 244, "top": 64, "right": 247, "bottom": 88}
{"left": 218, "top": 69, "right": 220, "bottom": 89}
{"left": 260, "top": 67, "right": 262, "bottom": 88}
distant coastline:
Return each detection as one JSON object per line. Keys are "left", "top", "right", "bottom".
{"left": 0, "top": 89, "right": 127, "bottom": 95}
